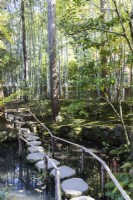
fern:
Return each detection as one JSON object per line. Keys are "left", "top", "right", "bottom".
{"left": 105, "top": 191, "right": 113, "bottom": 197}
{"left": 110, "top": 145, "right": 130, "bottom": 156}
{"left": 67, "top": 100, "right": 87, "bottom": 117}
{"left": 121, "top": 162, "right": 132, "bottom": 170}
{"left": 105, "top": 181, "right": 115, "bottom": 189}
{"left": 117, "top": 197, "right": 124, "bottom": 200}
{"left": 129, "top": 183, "right": 133, "bottom": 189}
{"left": 105, "top": 172, "right": 132, "bottom": 199}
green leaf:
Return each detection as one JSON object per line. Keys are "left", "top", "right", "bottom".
{"left": 121, "top": 162, "right": 132, "bottom": 170}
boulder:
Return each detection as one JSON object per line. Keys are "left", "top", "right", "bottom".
{"left": 8, "top": 130, "right": 17, "bottom": 141}
{"left": 0, "top": 131, "right": 8, "bottom": 142}
{"left": 58, "top": 126, "right": 74, "bottom": 138}
{"left": 0, "top": 129, "right": 18, "bottom": 142}
{"left": 81, "top": 126, "right": 121, "bottom": 146}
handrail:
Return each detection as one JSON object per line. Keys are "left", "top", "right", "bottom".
{"left": 29, "top": 111, "right": 131, "bottom": 200}
{"left": 19, "top": 136, "right": 58, "bottom": 169}
{"left": 18, "top": 125, "right": 61, "bottom": 200}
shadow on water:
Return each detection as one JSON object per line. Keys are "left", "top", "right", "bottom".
{"left": 42, "top": 137, "right": 104, "bottom": 200}
{"left": 0, "top": 142, "right": 55, "bottom": 200}
{"left": 0, "top": 138, "right": 111, "bottom": 200}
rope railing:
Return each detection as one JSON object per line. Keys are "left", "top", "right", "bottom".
{"left": 29, "top": 111, "right": 131, "bottom": 200}
{"left": 17, "top": 123, "right": 61, "bottom": 200}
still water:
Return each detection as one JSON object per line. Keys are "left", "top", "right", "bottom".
{"left": 0, "top": 142, "right": 55, "bottom": 200}
{"left": 0, "top": 139, "right": 102, "bottom": 200}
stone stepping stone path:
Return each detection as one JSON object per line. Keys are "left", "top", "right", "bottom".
{"left": 35, "top": 159, "right": 60, "bottom": 172}
{"left": 50, "top": 165, "right": 76, "bottom": 180}
{"left": 26, "top": 135, "right": 40, "bottom": 141}
{"left": 21, "top": 128, "right": 31, "bottom": 133}
{"left": 23, "top": 132, "right": 36, "bottom": 138}
{"left": 27, "top": 140, "right": 42, "bottom": 146}
{"left": 5, "top": 111, "right": 95, "bottom": 200}
{"left": 22, "top": 127, "right": 94, "bottom": 199}
{"left": 61, "top": 178, "right": 89, "bottom": 197}
{"left": 27, "top": 146, "right": 44, "bottom": 153}
{"left": 7, "top": 114, "right": 15, "bottom": 121}
{"left": 27, "top": 152, "right": 45, "bottom": 163}
{"left": 70, "top": 196, "right": 95, "bottom": 200}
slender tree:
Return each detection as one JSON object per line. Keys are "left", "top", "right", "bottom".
{"left": 0, "top": 8, "right": 12, "bottom": 99}
{"left": 21, "top": 0, "right": 29, "bottom": 100}
{"left": 47, "top": 0, "right": 60, "bottom": 121}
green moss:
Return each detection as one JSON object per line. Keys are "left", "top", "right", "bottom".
{"left": 74, "top": 127, "right": 82, "bottom": 135}
{"left": 4, "top": 99, "right": 133, "bottom": 145}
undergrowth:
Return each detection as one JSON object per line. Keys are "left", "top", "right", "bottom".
{"left": 104, "top": 145, "right": 133, "bottom": 200}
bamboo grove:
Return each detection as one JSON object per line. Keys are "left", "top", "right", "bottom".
{"left": 0, "top": 0, "right": 133, "bottom": 119}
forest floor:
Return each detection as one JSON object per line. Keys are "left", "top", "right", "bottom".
{"left": 3, "top": 98, "right": 133, "bottom": 148}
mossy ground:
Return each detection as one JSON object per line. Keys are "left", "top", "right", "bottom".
{"left": 5, "top": 99, "right": 133, "bottom": 124}
{"left": 3, "top": 99, "right": 133, "bottom": 142}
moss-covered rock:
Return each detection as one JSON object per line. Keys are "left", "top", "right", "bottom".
{"left": 58, "top": 125, "right": 74, "bottom": 138}
{"left": 81, "top": 126, "right": 121, "bottom": 146}
{"left": 7, "top": 129, "right": 18, "bottom": 141}
{"left": 0, "top": 115, "right": 18, "bottom": 142}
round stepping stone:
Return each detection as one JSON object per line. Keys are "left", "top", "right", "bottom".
{"left": 27, "top": 146, "right": 44, "bottom": 153}
{"left": 23, "top": 132, "right": 36, "bottom": 138}
{"left": 50, "top": 165, "right": 76, "bottom": 180}
{"left": 21, "top": 128, "right": 30, "bottom": 133}
{"left": 26, "top": 136, "right": 40, "bottom": 141}
{"left": 26, "top": 152, "right": 44, "bottom": 163}
{"left": 7, "top": 114, "right": 14, "bottom": 121}
{"left": 15, "top": 120, "right": 25, "bottom": 125}
{"left": 27, "top": 141, "right": 41, "bottom": 146}
{"left": 35, "top": 159, "right": 60, "bottom": 172}
{"left": 70, "top": 196, "right": 95, "bottom": 200}
{"left": 61, "top": 178, "right": 89, "bottom": 197}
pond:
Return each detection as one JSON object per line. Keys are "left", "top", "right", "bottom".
{"left": 0, "top": 138, "right": 107, "bottom": 200}
{"left": 0, "top": 142, "right": 55, "bottom": 200}
{"left": 43, "top": 137, "right": 103, "bottom": 199}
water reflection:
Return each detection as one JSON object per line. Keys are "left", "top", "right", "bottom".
{"left": 0, "top": 138, "right": 104, "bottom": 200}
{"left": 43, "top": 137, "right": 102, "bottom": 199}
{"left": 0, "top": 142, "right": 54, "bottom": 200}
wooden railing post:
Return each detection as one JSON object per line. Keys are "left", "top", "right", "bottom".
{"left": 18, "top": 123, "right": 23, "bottom": 181}
{"left": 41, "top": 127, "right": 45, "bottom": 142}
{"left": 80, "top": 148, "right": 85, "bottom": 174}
{"left": 29, "top": 112, "right": 132, "bottom": 200}
{"left": 13, "top": 116, "right": 16, "bottom": 128}
{"left": 4, "top": 108, "right": 8, "bottom": 119}
{"left": 55, "top": 168, "right": 61, "bottom": 200}
{"left": 19, "top": 150, "right": 23, "bottom": 181}
{"left": 18, "top": 124, "right": 22, "bottom": 157}
{"left": 51, "top": 136, "right": 55, "bottom": 158}
{"left": 44, "top": 155, "right": 49, "bottom": 184}
{"left": 101, "top": 164, "right": 105, "bottom": 196}
{"left": 16, "top": 105, "right": 18, "bottom": 112}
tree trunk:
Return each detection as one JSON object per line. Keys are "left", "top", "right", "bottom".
{"left": 48, "top": 0, "right": 60, "bottom": 121}
{"left": 100, "top": 0, "right": 108, "bottom": 98}
{"left": 64, "top": 37, "right": 68, "bottom": 99}
{"left": 0, "top": 83, "right": 4, "bottom": 99}
{"left": 21, "top": 0, "right": 29, "bottom": 101}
